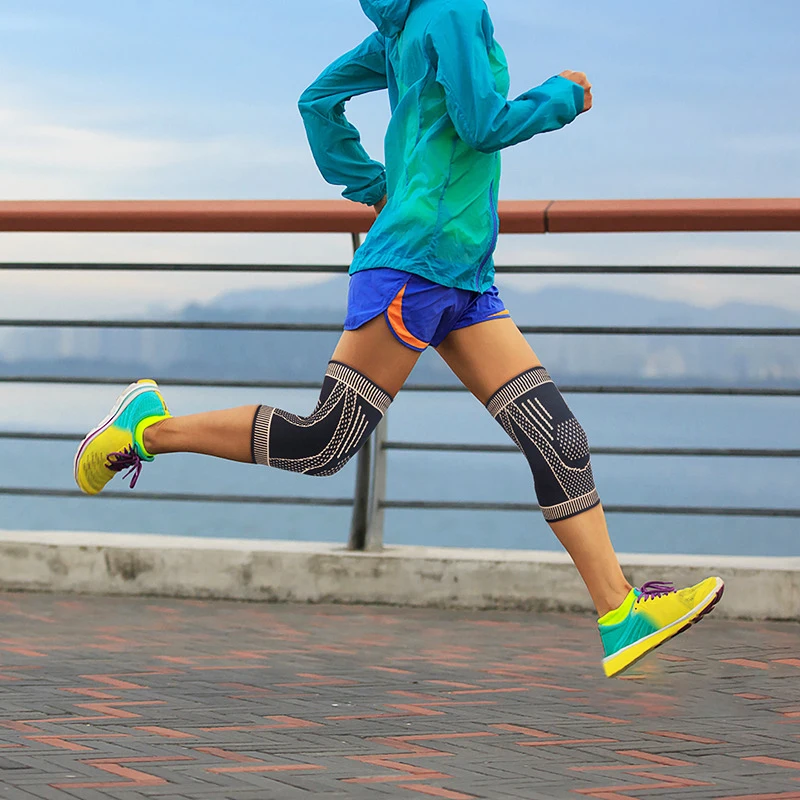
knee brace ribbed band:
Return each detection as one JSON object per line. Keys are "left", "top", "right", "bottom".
{"left": 252, "top": 361, "right": 391, "bottom": 476}
{"left": 488, "top": 367, "right": 600, "bottom": 522}
{"left": 486, "top": 366, "right": 554, "bottom": 418}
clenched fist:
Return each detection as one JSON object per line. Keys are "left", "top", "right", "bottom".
{"left": 560, "top": 70, "right": 593, "bottom": 113}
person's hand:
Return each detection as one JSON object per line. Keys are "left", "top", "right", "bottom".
{"left": 560, "top": 70, "right": 593, "bottom": 113}
{"left": 373, "top": 195, "right": 387, "bottom": 216}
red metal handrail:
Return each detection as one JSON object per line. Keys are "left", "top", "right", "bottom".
{"left": 0, "top": 198, "right": 797, "bottom": 234}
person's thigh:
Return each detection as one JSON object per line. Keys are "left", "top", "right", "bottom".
{"left": 332, "top": 314, "right": 422, "bottom": 397}
{"left": 436, "top": 318, "right": 542, "bottom": 404}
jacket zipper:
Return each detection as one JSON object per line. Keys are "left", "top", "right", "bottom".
{"left": 476, "top": 182, "right": 499, "bottom": 291}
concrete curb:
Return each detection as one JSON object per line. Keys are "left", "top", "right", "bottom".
{"left": 0, "top": 531, "right": 797, "bottom": 620}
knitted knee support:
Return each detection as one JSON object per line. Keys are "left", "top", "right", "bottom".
{"left": 488, "top": 367, "right": 600, "bottom": 522}
{"left": 251, "top": 361, "right": 392, "bottom": 477}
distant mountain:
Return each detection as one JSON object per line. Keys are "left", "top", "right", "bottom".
{"left": 211, "top": 277, "right": 349, "bottom": 314}
{"left": 2, "top": 282, "right": 799, "bottom": 385}
{"left": 209, "top": 278, "right": 800, "bottom": 328}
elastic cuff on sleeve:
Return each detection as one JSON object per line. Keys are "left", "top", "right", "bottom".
{"left": 343, "top": 174, "right": 387, "bottom": 206}
{"left": 541, "top": 74, "right": 586, "bottom": 116}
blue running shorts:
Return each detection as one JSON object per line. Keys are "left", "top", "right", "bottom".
{"left": 344, "top": 268, "right": 510, "bottom": 352}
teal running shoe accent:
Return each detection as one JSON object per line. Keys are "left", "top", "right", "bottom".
{"left": 599, "top": 578, "right": 725, "bottom": 677}
{"left": 74, "top": 380, "right": 171, "bottom": 495}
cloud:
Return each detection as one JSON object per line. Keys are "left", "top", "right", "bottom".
{"left": 0, "top": 85, "right": 343, "bottom": 319}
{"left": 0, "top": 106, "right": 190, "bottom": 170}
{"left": 0, "top": 11, "right": 795, "bottom": 323}
{"left": 0, "top": 99, "right": 308, "bottom": 199}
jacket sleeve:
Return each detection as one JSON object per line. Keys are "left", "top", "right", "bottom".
{"left": 427, "top": 4, "right": 585, "bottom": 154}
{"left": 298, "top": 33, "right": 388, "bottom": 206}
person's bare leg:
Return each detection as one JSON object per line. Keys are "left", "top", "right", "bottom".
{"left": 142, "top": 316, "right": 420, "bottom": 462}
{"left": 437, "top": 318, "right": 631, "bottom": 616}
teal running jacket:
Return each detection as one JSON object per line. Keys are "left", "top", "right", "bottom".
{"left": 298, "top": 0, "right": 585, "bottom": 292}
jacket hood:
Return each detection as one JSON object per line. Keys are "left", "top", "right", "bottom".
{"left": 359, "top": 0, "right": 412, "bottom": 37}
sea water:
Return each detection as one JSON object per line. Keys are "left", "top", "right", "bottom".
{"left": 0, "top": 384, "right": 797, "bottom": 557}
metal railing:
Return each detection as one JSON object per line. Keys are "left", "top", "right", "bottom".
{"left": 0, "top": 198, "right": 798, "bottom": 551}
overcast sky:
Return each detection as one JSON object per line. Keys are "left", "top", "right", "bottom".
{"left": 0, "top": 0, "right": 798, "bottom": 318}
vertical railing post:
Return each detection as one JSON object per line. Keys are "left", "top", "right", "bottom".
{"left": 364, "top": 416, "right": 388, "bottom": 551}
{"left": 348, "top": 430, "right": 372, "bottom": 551}
{"left": 347, "top": 231, "right": 370, "bottom": 551}
{"left": 347, "top": 229, "right": 389, "bottom": 552}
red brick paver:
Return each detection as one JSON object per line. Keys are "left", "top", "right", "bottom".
{"left": 0, "top": 592, "right": 797, "bottom": 799}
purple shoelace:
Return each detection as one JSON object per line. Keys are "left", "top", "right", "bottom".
{"left": 107, "top": 446, "right": 143, "bottom": 489}
{"left": 638, "top": 581, "right": 676, "bottom": 601}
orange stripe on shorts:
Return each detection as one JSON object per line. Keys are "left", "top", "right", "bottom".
{"left": 387, "top": 283, "right": 429, "bottom": 350}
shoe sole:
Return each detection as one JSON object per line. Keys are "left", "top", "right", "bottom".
{"left": 603, "top": 577, "right": 725, "bottom": 678}
{"left": 73, "top": 380, "right": 160, "bottom": 493}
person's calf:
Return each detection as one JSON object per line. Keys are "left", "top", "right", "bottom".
{"left": 142, "top": 407, "right": 258, "bottom": 463}
{"left": 487, "top": 366, "right": 632, "bottom": 615}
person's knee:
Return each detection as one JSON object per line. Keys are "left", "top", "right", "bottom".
{"left": 488, "top": 367, "right": 600, "bottom": 522}
{"left": 251, "top": 362, "right": 392, "bottom": 476}
{"left": 268, "top": 404, "right": 368, "bottom": 477}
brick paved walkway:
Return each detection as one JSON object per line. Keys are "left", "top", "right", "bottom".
{"left": 0, "top": 592, "right": 798, "bottom": 800}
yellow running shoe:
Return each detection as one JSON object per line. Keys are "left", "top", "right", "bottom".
{"left": 74, "top": 380, "right": 171, "bottom": 496}
{"left": 599, "top": 577, "right": 724, "bottom": 678}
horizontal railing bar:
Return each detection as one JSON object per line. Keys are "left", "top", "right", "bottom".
{"left": 0, "top": 319, "right": 345, "bottom": 332}
{"left": 0, "top": 263, "right": 350, "bottom": 273}
{"left": 0, "top": 432, "right": 83, "bottom": 441}
{"left": 1, "top": 486, "right": 795, "bottom": 518}
{"left": 499, "top": 265, "right": 800, "bottom": 275}
{"left": 0, "top": 376, "right": 797, "bottom": 397}
{"left": 542, "top": 198, "right": 800, "bottom": 234}
{"left": 0, "top": 377, "right": 326, "bottom": 390}
{"left": 0, "top": 198, "right": 797, "bottom": 234}
{"left": 408, "top": 385, "right": 800, "bottom": 397}
{"left": 1, "top": 432, "right": 798, "bottom": 460}
{"left": 381, "top": 500, "right": 800, "bottom": 518}
{"left": 0, "top": 263, "right": 798, "bottom": 275}
{"left": 0, "top": 487, "right": 353, "bottom": 506}
{"left": 0, "top": 200, "right": 379, "bottom": 234}
{"left": 511, "top": 326, "right": 800, "bottom": 337}
{"left": 383, "top": 442, "right": 800, "bottom": 458}
{"left": 1, "top": 319, "right": 798, "bottom": 337}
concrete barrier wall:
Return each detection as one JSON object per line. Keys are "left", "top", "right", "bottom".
{"left": 0, "top": 531, "right": 797, "bottom": 620}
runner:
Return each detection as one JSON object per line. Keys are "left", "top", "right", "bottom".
{"left": 74, "top": 0, "right": 723, "bottom": 677}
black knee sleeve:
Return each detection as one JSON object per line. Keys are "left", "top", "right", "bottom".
{"left": 251, "top": 362, "right": 391, "bottom": 476}
{"left": 488, "top": 367, "right": 600, "bottom": 522}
